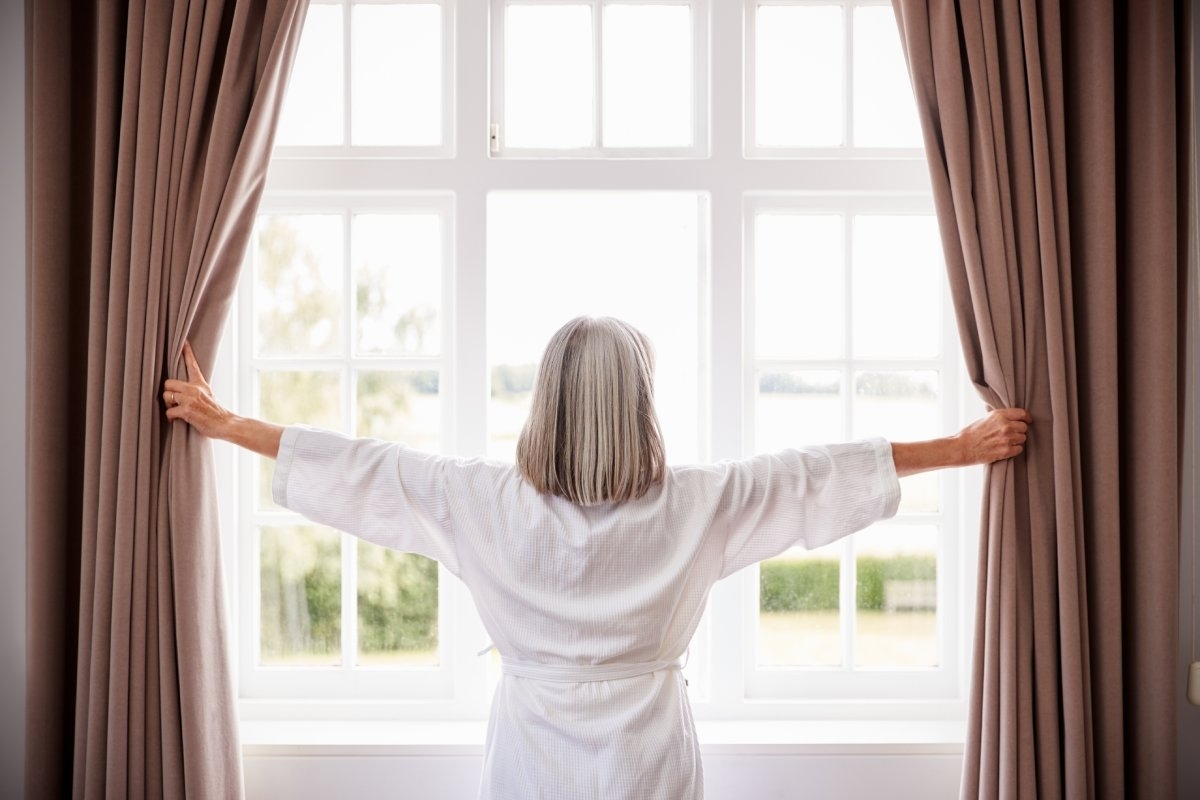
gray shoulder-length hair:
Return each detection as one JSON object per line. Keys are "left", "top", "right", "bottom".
{"left": 516, "top": 316, "right": 666, "bottom": 505}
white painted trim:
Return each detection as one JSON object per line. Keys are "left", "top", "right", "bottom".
{"left": 242, "top": 724, "right": 966, "bottom": 800}
{"left": 240, "top": 718, "right": 965, "bottom": 754}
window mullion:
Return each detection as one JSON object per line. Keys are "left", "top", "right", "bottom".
{"left": 690, "top": 0, "right": 707, "bottom": 154}
{"left": 342, "top": 532, "right": 357, "bottom": 670}
{"left": 841, "top": 536, "right": 856, "bottom": 671}
{"left": 705, "top": 12, "right": 744, "bottom": 694}
{"left": 341, "top": 206, "right": 356, "bottom": 672}
{"left": 342, "top": 0, "right": 352, "bottom": 147}
{"left": 842, "top": 0, "right": 854, "bottom": 148}
{"left": 592, "top": 0, "right": 603, "bottom": 148}
{"left": 841, "top": 210, "right": 856, "bottom": 673}
{"left": 453, "top": 0, "right": 493, "bottom": 714}
{"left": 489, "top": 0, "right": 505, "bottom": 153}
{"left": 742, "top": 0, "right": 756, "bottom": 155}
{"left": 705, "top": 188, "right": 742, "bottom": 708}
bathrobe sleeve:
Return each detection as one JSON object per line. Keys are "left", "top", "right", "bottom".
{"left": 714, "top": 438, "right": 901, "bottom": 579}
{"left": 271, "top": 425, "right": 461, "bottom": 576}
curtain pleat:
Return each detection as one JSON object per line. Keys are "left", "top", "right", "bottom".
{"left": 890, "top": 1, "right": 1188, "bottom": 797}
{"left": 27, "top": 1, "right": 308, "bottom": 797}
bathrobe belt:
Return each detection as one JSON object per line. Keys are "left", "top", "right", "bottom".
{"left": 501, "top": 657, "right": 683, "bottom": 683}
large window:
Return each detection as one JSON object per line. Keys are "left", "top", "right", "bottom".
{"left": 218, "top": 0, "right": 979, "bottom": 723}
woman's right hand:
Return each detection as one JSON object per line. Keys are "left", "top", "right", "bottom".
{"left": 163, "top": 341, "right": 284, "bottom": 458}
{"left": 163, "top": 341, "right": 233, "bottom": 440}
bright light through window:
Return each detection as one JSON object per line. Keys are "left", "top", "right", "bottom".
{"left": 754, "top": 5, "right": 844, "bottom": 148}
{"left": 274, "top": 2, "right": 447, "bottom": 148}
{"left": 852, "top": 5, "right": 924, "bottom": 147}
{"left": 602, "top": 4, "right": 693, "bottom": 147}
{"left": 754, "top": 214, "right": 844, "bottom": 360}
{"left": 274, "top": 5, "right": 343, "bottom": 146}
{"left": 504, "top": 4, "right": 595, "bottom": 148}
{"left": 486, "top": 193, "right": 703, "bottom": 464}
{"left": 351, "top": 4, "right": 443, "bottom": 146}
{"left": 852, "top": 215, "right": 943, "bottom": 358}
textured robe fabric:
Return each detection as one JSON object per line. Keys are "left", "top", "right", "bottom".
{"left": 272, "top": 426, "right": 902, "bottom": 799}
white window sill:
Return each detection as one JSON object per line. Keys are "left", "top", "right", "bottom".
{"left": 240, "top": 719, "right": 965, "bottom": 758}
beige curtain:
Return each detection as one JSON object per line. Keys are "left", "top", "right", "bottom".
{"left": 26, "top": 1, "right": 308, "bottom": 796}
{"left": 890, "top": 1, "right": 1191, "bottom": 797}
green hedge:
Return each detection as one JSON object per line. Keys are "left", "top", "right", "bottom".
{"left": 259, "top": 533, "right": 439, "bottom": 660}
{"left": 760, "top": 556, "right": 937, "bottom": 612}
{"left": 357, "top": 547, "right": 439, "bottom": 654}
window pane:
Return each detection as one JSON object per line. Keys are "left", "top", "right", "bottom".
{"left": 357, "top": 542, "right": 439, "bottom": 665}
{"left": 505, "top": 4, "right": 594, "bottom": 148}
{"left": 351, "top": 3, "right": 442, "bottom": 146}
{"left": 275, "top": 4, "right": 343, "bottom": 145}
{"left": 353, "top": 213, "right": 442, "bottom": 356}
{"left": 254, "top": 214, "right": 344, "bottom": 357}
{"left": 754, "top": 214, "right": 844, "bottom": 360}
{"left": 756, "top": 370, "right": 843, "bottom": 452}
{"left": 489, "top": 362, "right": 535, "bottom": 462}
{"left": 257, "top": 370, "right": 343, "bottom": 512}
{"left": 851, "top": 215, "right": 942, "bottom": 359}
{"left": 759, "top": 547, "right": 842, "bottom": 666}
{"left": 259, "top": 525, "right": 342, "bottom": 666}
{"left": 755, "top": 5, "right": 844, "bottom": 147}
{"left": 487, "top": 193, "right": 702, "bottom": 463}
{"left": 854, "top": 370, "right": 939, "bottom": 513}
{"left": 356, "top": 370, "right": 441, "bottom": 453}
{"left": 852, "top": 7, "right": 922, "bottom": 147}
{"left": 854, "top": 524, "right": 938, "bottom": 667}
{"left": 602, "top": 4, "right": 692, "bottom": 147}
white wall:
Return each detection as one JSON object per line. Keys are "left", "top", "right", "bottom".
{"left": 1, "top": 0, "right": 26, "bottom": 797}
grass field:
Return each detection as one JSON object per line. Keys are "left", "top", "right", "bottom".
{"left": 260, "top": 612, "right": 937, "bottom": 669}
{"left": 758, "top": 609, "right": 938, "bottom": 667}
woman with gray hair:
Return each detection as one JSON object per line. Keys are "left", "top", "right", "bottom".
{"left": 164, "top": 316, "right": 1030, "bottom": 800}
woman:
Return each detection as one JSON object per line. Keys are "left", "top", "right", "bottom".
{"left": 164, "top": 316, "right": 1030, "bottom": 800}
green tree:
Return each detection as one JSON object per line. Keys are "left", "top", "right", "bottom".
{"left": 357, "top": 542, "right": 439, "bottom": 657}
{"left": 253, "top": 215, "right": 442, "bottom": 663}
{"left": 256, "top": 215, "right": 342, "bottom": 356}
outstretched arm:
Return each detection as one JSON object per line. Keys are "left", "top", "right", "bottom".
{"left": 163, "top": 341, "right": 284, "bottom": 459}
{"left": 890, "top": 407, "right": 1031, "bottom": 477}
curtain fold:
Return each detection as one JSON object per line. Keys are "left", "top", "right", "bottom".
{"left": 890, "top": 1, "right": 1189, "bottom": 797}
{"left": 27, "top": 1, "right": 308, "bottom": 797}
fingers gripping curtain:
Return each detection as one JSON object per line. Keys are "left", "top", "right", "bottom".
{"left": 889, "top": 1, "right": 1188, "bottom": 797}
{"left": 27, "top": 1, "right": 308, "bottom": 797}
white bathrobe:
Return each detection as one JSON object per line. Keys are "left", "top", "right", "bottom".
{"left": 272, "top": 426, "right": 901, "bottom": 799}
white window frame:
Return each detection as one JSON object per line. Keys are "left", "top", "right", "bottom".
{"left": 744, "top": 0, "right": 923, "bottom": 159}
{"left": 273, "top": 0, "right": 457, "bottom": 159}
{"left": 739, "top": 195, "right": 965, "bottom": 703}
{"left": 215, "top": 0, "right": 978, "bottom": 725}
{"left": 489, "top": 0, "right": 710, "bottom": 158}
{"left": 235, "top": 193, "right": 471, "bottom": 703}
